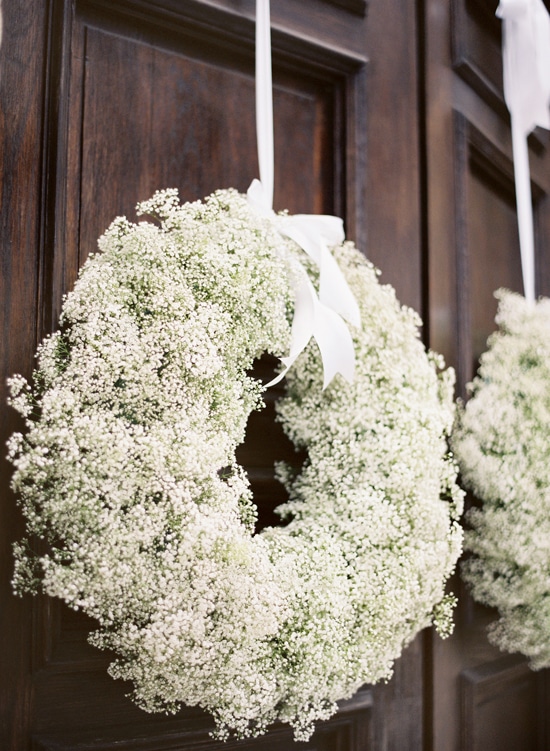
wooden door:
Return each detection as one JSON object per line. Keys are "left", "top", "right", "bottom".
{"left": 0, "top": 0, "right": 424, "bottom": 749}
{"left": 2, "top": 0, "right": 549, "bottom": 750}
{"left": 424, "top": 1, "right": 550, "bottom": 749}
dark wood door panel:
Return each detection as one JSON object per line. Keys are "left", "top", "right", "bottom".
{"left": 452, "top": 112, "right": 550, "bottom": 387}
{"left": 427, "top": 3, "right": 550, "bottom": 750}
{"left": 75, "top": 23, "right": 339, "bottom": 250}
{"left": 33, "top": 600, "right": 375, "bottom": 750}
{"left": 461, "top": 655, "right": 543, "bottom": 751}
{"left": 453, "top": 113, "right": 524, "bottom": 393}
{"left": 14, "top": 0, "right": 548, "bottom": 748}
{"left": 46, "top": 0, "right": 358, "bottom": 332}
{"left": 0, "top": 3, "right": 51, "bottom": 751}
{"left": 9, "top": 1, "right": 373, "bottom": 750}
{"left": 451, "top": 0, "right": 504, "bottom": 117}
{"left": 32, "top": 678, "right": 372, "bottom": 751}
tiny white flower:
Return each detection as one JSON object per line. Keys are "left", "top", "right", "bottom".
{"left": 453, "top": 289, "right": 550, "bottom": 669}
{"left": 8, "top": 188, "right": 462, "bottom": 741}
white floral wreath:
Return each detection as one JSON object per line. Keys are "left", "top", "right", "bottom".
{"left": 8, "top": 189, "right": 463, "bottom": 741}
{"left": 453, "top": 289, "right": 550, "bottom": 669}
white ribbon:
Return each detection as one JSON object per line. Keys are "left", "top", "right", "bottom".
{"left": 255, "top": 0, "right": 274, "bottom": 211}
{"left": 248, "top": 179, "right": 360, "bottom": 388}
{"left": 250, "top": 0, "right": 360, "bottom": 388}
{"left": 497, "top": 0, "right": 550, "bottom": 304}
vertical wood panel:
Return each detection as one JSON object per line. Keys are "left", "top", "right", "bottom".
{"left": 13, "top": 2, "right": 373, "bottom": 749}
{"left": 451, "top": 0, "right": 504, "bottom": 117}
{"left": 0, "top": 2, "right": 50, "bottom": 750}
{"left": 461, "top": 656, "right": 539, "bottom": 751}
{"left": 62, "top": 2, "right": 350, "bottom": 268}
{"left": 453, "top": 113, "right": 523, "bottom": 395}
{"left": 32, "top": 690, "right": 372, "bottom": 750}
{"left": 364, "top": 0, "right": 422, "bottom": 314}
{"left": 365, "top": 1, "right": 424, "bottom": 748}
{"left": 426, "top": 1, "right": 550, "bottom": 749}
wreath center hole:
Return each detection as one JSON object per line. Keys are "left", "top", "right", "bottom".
{"left": 235, "top": 354, "right": 306, "bottom": 533}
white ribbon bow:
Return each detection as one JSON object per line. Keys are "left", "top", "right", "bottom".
{"left": 497, "top": 0, "right": 550, "bottom": 304}
{"left": 248, "top": 179, "right": 360, "bottom": 388}
{"left": 250, "top": 0, "right": 360, "bottom": 389}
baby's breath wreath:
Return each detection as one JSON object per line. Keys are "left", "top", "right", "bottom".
{"left": 453, "top": 290, "right": 550, "bottom": 669}
{"left": 8, "top": 189, "right": 463, "bottom": 741}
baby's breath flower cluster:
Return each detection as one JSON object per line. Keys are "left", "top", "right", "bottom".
{"left": 8, "top": 189, "right": 463, "bottom": 741}
{"left": 453, "top": 290, "right": 550, "bottom": 669}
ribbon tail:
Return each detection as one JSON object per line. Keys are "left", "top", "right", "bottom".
{"left": 278, "top": 215, "right": 360, "bottom": 327}
{"left": 496, "top": 0, "right": 550, "bottom": 304}
{"left": 255, "top": 0, "right": 274, "bottom": 209}
{"left": 319, "top": 242, "right": 361, "bottom": 327}
{"left": 265, "top": 275, "right": 356, "bottom": 389}
{"left": 511, "top": 117, "right": 536, "bottom": 304}
{"left": 264, "top": 276, "right": 316, "bottom": 388}
{"left": 311, "top": 299, "right": 356, "bottom": 389}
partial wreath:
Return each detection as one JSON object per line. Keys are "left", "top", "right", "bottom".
{"left": 8, "top": 189, "right": 463, "bottom": 741}
{"left": 453, "top": 290, "right": 550, "bottom": 670}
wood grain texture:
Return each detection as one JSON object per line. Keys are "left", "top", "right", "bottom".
{"left": 6, "top": 0, "right": 550, "bottom": 749}
{"left": 2, "top": 1, "right": 372, "bottom": 749}
{"left": 452, "top": 112, "right": 524, "bottom": 397}
{"left": 362, "top": 0, "right": 422, "bottom": 314}
{"left": 461, "top": 656, "right": 539, "bottom": 751}
{"left": 33, "top": 689, "right": 371, "bottom": 750}
{"left": 451, "top": 0, "right": 505, "bottom": 118}
{"left": 364, "top": 2, "right": 425, "bottom": 745}
{"left": 0, "top": 2, "right": 50, "bottom": 750}
{"left": 425, "top": 2, "right": 550, "bottom": 750}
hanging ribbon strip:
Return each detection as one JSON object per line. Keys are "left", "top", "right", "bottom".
{"left": 496, "top": 0, "right": 550, "bottom": 304}
{"left": 255, "top": 0, "right": 274, "bottom": 211}
{"left": 249, "top": 0, "right": 360, "bottom": 389}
